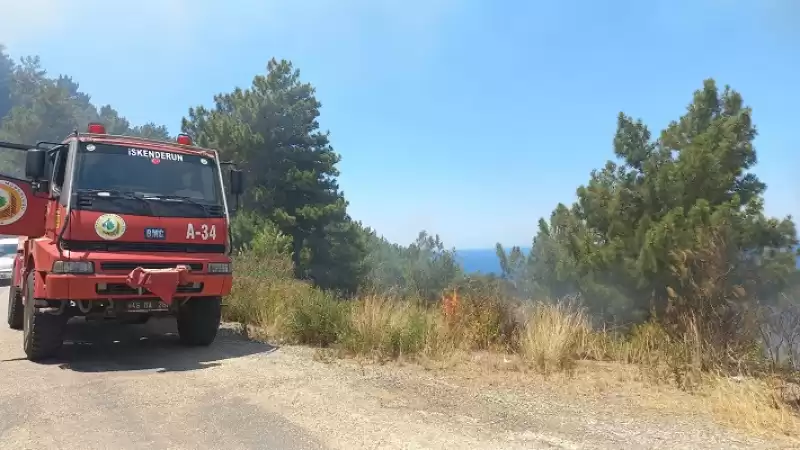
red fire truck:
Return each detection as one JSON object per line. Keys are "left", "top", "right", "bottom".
{"left": 1, "top": 123, "right": 243, "bottom": 361}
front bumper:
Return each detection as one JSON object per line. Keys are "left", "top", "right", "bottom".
{"left": 45, "top": 272, "right": 232, "bottom": 301}
{"left": 0, "top": 270, "right": 10, "bottom": 285}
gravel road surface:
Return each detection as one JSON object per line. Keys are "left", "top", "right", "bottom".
{"left": 0, "top": 287, "right": 794, "bottom": 449}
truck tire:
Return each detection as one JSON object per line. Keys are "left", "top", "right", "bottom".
{"left": 7, "top": 285, "right": 23, "bottom": 330}
{"left": 22, "top": 271, "right": 67, "bottom": 361}
{"left": 177, "top": 296, "right": 221, "bottom": 346}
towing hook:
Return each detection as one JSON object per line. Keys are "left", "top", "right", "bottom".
{"left": 77, "top": 300, "right": 93, "bottom": 314}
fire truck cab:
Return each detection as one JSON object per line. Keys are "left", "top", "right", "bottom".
{"left": 1, "top": 124, "right": 243, "bottom": 361}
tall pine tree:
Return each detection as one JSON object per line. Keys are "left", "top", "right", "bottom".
{"left": 182, "top": 58, "right": 366, "bottom": 293}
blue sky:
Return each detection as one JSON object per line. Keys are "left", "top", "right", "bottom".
{"left": 1, "top": 0, "right": 798, "bottom": 249}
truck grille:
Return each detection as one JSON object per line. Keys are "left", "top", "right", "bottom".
{"left": 96, "top": 283, "right": 204, "bottom": 296}
{"left": 100, "top": 262, "right": 203, "bottom": 272}
{"left": 206, "top": 205, "right": 225, "bottom": 217}
{"left": 62, "top": 240, "right": 225, "bottom": 254}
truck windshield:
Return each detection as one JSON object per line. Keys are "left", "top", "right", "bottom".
{"left": 75, "top": 142, "right": 220, "bottom": 204}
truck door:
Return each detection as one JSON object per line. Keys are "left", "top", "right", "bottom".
{"left": 0, "top": 142, "right": 48, "bottom": 237}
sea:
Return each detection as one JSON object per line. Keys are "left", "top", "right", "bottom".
{"left": 455, "top": 248, "right": 529, "bottom": 275}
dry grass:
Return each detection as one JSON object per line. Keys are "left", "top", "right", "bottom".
{"left": 341, "top": 295, "right": 438, "bottom": 360}
{"left": 519, "top": 300, "right": 590, "bottom": 375}
{"left": 225, "top": 250, "right": 800, "bottom": 439}
{"left": 702, "top": 375, "right": 800, "bottom": 438}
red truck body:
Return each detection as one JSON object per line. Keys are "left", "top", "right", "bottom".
{"left": 1, "top": 124, "right": 243, "bottom": 360}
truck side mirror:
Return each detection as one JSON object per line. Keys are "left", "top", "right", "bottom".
{"left": 25, "top": 148, "right": 46, "bottom": 180}
{"left": 230, "top": 169, "right": 244, "bottom": 195}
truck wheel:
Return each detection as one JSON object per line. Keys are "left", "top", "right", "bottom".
{"left": 7, "top": 286, "right": 23, "bottom": 330}
{"left": 177, "top": 296, "right": 221, "bottom": 346}
{"left": 22, "top": 271, "right": 67, "bottom": 361}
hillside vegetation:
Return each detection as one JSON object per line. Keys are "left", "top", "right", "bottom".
{"left": 1, "top": 45, "right": 799, "bottom": 438}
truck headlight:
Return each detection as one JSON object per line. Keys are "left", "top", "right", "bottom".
{"left": 207, "top": 262, "right": 232, "bottom": 274}
{"left": 52, "top": 261, "right": 95, "bottom": 274}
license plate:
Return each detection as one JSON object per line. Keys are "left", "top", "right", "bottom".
{"left": 123, "top": 300, "right": 169, "bottom": 312}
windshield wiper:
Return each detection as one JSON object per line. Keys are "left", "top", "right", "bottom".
{"left": 76, "top": 189, "right": 153, "bottom": 214}
{"left": 140, "top": 195, "right": 210, "bottom": 217}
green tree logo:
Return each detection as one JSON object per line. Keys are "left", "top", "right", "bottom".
{"left": 96, "top": 215, "right": 125, "bottom": 239}
{"left": 102, "top": 218, "right": 116, "bottom": 232}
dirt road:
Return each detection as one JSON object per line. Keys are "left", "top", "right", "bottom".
{"left": 0, "top": 287, "right": 792, "bottom": 449}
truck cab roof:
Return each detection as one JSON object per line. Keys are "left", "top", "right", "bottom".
{"left": 65, "top": 133, "right": 217, "bottom": 159}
